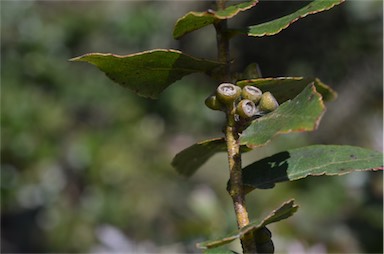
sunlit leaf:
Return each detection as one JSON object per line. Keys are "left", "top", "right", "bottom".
{"left": 70, "top": 49, "right": 222, "bottom": 99}
{"left": 173, "top": 0, "right": 258, "bottom": 39}
{"left": 234, "top": 0, "right": 344, "bottom": 37}
{"left": 240, "top": 84, "right": 324, "bottom": 148}
{"left": 197, "top": 199, "right": 298, "bottom": 249}
{"left": 236, "top": 77, "right": 336, "bottom": 104}
{"left": 242, "top": 145, "right": 383, "bottom": 191}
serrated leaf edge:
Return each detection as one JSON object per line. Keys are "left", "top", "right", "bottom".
{"left": 70, "top": 49, "right": 222, "bottom": 65}
{"left": 242, "top": 145, "right": 383, "bottom": 191}
{"left": 240, "top": 0, "right": 345, "bottom": 37}
{"left": 197, "top": 199, "right": 298, "bottom": 249}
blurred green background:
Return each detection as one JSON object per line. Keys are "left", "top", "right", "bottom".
{"left": 1, "top": 1, "right": 382, "bottom": 253}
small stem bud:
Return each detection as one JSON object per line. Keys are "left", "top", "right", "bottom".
{"left": 243, "top": 63, "right": 262, "bottom": 79}
{"left": 205, "top": 94, "right": 224, "bottom": 111}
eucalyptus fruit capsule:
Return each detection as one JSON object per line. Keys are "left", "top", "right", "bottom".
{"left": 236, "top": 99, "right": 256, "bottom": 119}
{"left": 259, "top": 92, "right": 279, "bottom": 112}
{"left": 242, "top": 85, "right": 262, "bottom": 104}
{"left": 204, "top": 94, "right": 223, "bottom": 111}
{"left": 216, "top": 83, "right": 241, "bottom": 105}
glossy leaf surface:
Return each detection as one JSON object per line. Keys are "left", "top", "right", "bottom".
{"left": 70, "top": 49, "right": 222, "bottom": 99}
{"left": 197, "top": 199, "right": 298, "bottom": 249}
{"left": 236, "top": 77, "right": 336, "bottom": 104}
{"left": 242, "top": 145, "right": 383, "bottom": 190}
{"left": 240, "top": 85, "right": 324, "bottom": 148}
{"left": 236, "top": 0, "right": 344, "bottom": 37}
{"left": 173, "top": 0, "right": 258, "bottom": 39}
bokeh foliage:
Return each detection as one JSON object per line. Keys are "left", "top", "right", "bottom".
{"left": 1, "top": 1, "right": 382, "bottom": 253}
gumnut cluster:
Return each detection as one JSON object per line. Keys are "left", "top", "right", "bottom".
{"left": 205, "top": 82, "right": 279, "bottom": 121}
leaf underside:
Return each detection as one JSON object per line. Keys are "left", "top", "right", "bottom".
{"left": 173, "top": 0, "right": 258, "bottom": 39}
{"left": 240, "top": 84, "right": 325, "bottom": 148}
{"left": 236, "top": 77, "right": 336, "bottom": 104}
{"left": 236, "top": 0, "right": 345, "bottom": 37}
{"left": 203, "top": 246, "right": 237, "bottom": 254}
{"left": 70, "top": 49, "right": 222, "bottom": 99}
{"left": 242, "top": 145, "right": 383, "bottom": 191}
{"left": 171, "top": 138, "right": 227, "bottom": 177}
{"left": 172, "top": 138, "right": 252, "bottom": 177}
{"left": 197, "top": 199, "right": 298, "bottom": 249}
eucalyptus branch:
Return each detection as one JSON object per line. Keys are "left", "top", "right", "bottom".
{"left": 70, "top": 0, "right": 382, "bottom": 253}
{"left": 214, "top": 1, "right": 255, "bottom": 253}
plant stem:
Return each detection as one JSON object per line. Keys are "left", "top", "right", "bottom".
{"left": 214, "top": 15, "right": 230, "bottom": 81}
{"left": 225, "top": 113, "right": 256, "bottom": 253}
{"left": 215, "top": 1, "right": 256, "bottom": 253}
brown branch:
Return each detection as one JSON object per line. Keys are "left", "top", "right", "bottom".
{"left": 215, "top": 1, "right": 256, "bottom": 253}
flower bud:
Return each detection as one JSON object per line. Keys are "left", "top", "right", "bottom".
{"left": 216, "top": 83, "right": 241, "bottom": 105}
{"left": 259, "top": 92, "right": 279, "bottom": 112}
{"left": 204, "top": 94, "right": 223, "bottom": 111}
{"left": 236, "top": 99, "right": 256, "bottom": 119}
{"left": 242, "top": 86, "right": 262, "bottom": 103}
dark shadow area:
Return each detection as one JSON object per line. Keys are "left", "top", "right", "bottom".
{"left": 242, "top": 151, "right": 290, "bottom": 190}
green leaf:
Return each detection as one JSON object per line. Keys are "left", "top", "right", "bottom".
{"left": 173, "top": 0, "right": 258, "bottom": 39}
{"left": 240, "top": 84, "right": 324, "bottom": 148}
{"left": 70, "top": 49, "right": 222, "bottom": 99}
{"left": 171, "top": 138, "right": 227, "bottom": 177}
{"left": 235, "top": 0, "right": 344, "bottom": 37}
{"left": 197, "top": 199, "right": 298, "bottom": 249}
{"left": 236, "top": 77, "right": 336, "bottom": 104}
{"left": 172, "top": 138, "right": 251, "bottom": 177}
{"left": 242, "top": 145, "right": 383, "bottom": 191}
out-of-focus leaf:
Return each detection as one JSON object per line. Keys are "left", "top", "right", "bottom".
{"left": 197, "top": 199, "right": 298, "bottom": 249}
{"left": 70, "top": 49, "right": 222, "bottom": 99}
{"left": 240, "top": 84, "right": 324, "bottom": 148}
{"left": 236, "top": 77, "right": 336, "bottom": 104}
{"left": 172, "top": 138, "right": 251, "bottom": 177}
{"left": 173, "top": 0, "right": 258, "bottom": 39}
{"left": 234, "top": 0, "right": 344, "bottom": 37}
{"left": 242, "top": 145, "right": 383, "bottom": 191}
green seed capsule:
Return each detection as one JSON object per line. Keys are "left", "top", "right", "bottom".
{"left": 216, "top": 83, "right": 241, "bottom": 105}
{"left": 236, "top": 99, "right": 256, "bottom": 119}
{"left": 242, "top": 86, "right": 262, "bottom": 103}
{"left": 204, "top": 94, "right": 223, "bottom": 111}
{"left": 259, "top": 92, "right": 279, "bottom": 112}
